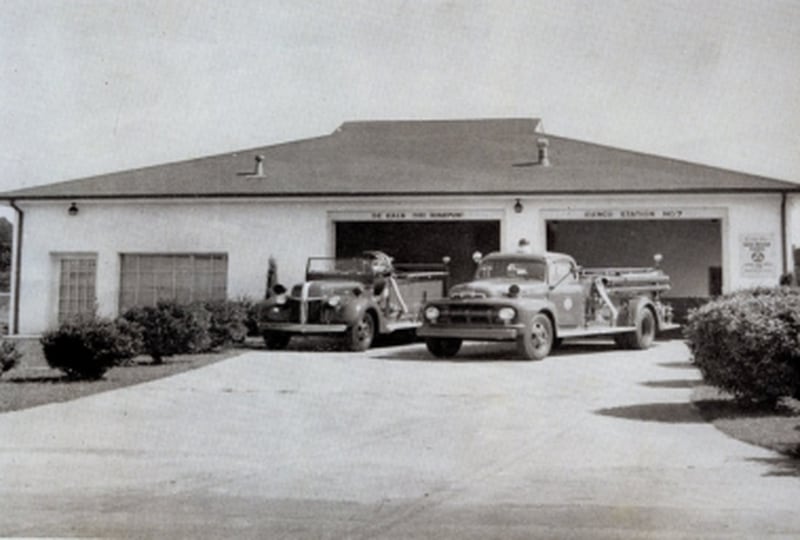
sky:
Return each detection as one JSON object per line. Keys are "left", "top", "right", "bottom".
{"left": 1, "top": 0, "right": 799, "bottom": 195}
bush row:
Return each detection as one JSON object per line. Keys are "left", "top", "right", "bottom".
{"left": 41, "top": 299, "right": 253, "bottom": 380}
{"left": 684, "top": 287, "right": 800, "bottom": 407}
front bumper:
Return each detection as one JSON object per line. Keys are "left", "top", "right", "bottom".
{"left": 417, "top": 325, "right": 522, "bottom": 341}
{"left": 260, "top": 323, "right": 348, "bottom": 334}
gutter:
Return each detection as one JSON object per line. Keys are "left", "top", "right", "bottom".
{"left": 781, "top": 191, "right": 790, "bottom": 275}
{"left": 8, "top": 199, "right": 22, "bottom": 335}
{"left": 2, "top": 186, "right": 800, "bottom": 203}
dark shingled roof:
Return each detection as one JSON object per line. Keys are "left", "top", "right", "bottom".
{"left": 2, "top": 118, "right": 797, "bottom": 200}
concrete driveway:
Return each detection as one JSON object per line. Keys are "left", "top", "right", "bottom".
{"left": 1, "top": 339, "right": 799, "bottom": 539}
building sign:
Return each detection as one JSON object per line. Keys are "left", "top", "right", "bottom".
{"left": 369, "top": 211, "right": 465, "bottom": 220}
{"left": 330, "top": 209, "right": 502, "bottom": 221}
{"left": 541, "top": 207, "right": 724, "bottom": 220}
{"left": 740, "top": 233, "right": 777, "bottom": 278}
{"left": 581, "top": 209, "right": 686, "bottom": 219}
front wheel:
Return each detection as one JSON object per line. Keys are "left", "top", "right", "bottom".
{"left": 426, "top": 337, "right": 462, "bottom": 358}
{"left": 516, "top": 314, "right": 553, "bottom": 361}
{"left": 346, "top": 313, "right": 375, "bottom": 351}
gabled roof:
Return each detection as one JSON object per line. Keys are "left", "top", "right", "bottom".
{"left": 2, "top": 118, "right": 797, "bottom": 200}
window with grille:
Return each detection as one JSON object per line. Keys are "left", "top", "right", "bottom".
{"left": 120, "top": 254, "right": 228, "bottom": 311}
{"left": 58, "top": 256, "right": 97, "bottom": 323}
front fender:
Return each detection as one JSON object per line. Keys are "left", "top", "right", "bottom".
{"left": 340, "top": 297, "right": 373, "bottom": 326}
{"left": 501, "top": 297, "right": 559, "bottom": 335}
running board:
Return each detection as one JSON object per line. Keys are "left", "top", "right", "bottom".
{"left": 385, "top": 320, "right": 422, "bottom": 332}
{"left": 558, "top": 322, "right": 681, "bottom": 339}
{"left": 558, "top": 326, "right": 635, "bottom": 338}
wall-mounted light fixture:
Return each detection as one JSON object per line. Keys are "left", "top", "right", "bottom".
{"left": 67, "top": 202, "right": 79, "bottom": 216}
{"left": 513, "top": 198, "right": 523, "bottom": 213}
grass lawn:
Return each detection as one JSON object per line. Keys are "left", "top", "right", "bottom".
{"left": 691, "top": 385, "right": 800, "bottom": 461}
{"left": 0, "top": 349, "right": 239, "bottom": 414}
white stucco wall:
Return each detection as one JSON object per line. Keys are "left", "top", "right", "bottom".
{"left": 9, "top": 192, "right": 788, "bottom": 334}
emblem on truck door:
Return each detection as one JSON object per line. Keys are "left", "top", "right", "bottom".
{"left": 563, "top": 298, "right": 573, "bottom": 310}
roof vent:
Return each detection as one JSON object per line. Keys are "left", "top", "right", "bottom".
{"left": 239, "top": 154, "right": 266, "bottom": 177}
{"left": 537, "top": 138, "right": 550, "bottom": 167}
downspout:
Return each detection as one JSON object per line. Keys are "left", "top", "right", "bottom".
{"left": 8, "top": 199, "right": 23, "bottom": 335}
{"left": 781, "top": 191, "right": 789, "bottom": 275}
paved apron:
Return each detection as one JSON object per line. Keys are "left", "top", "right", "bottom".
{"left": 1, "top": 340, "right": 798, "bottom": 539}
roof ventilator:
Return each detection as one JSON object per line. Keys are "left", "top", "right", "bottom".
{"left": 511, "top": 137, "right": 552, "bottom": 168}
{"left": 239, "top": 154, "right": 266, "bottom": 177}
{"left": 537, "top": 138, "right": 551, "bottom": 167}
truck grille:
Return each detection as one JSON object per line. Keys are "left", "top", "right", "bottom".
{"left": 439, "top": 304, "right": 496, "bottom": 325}
{"left": 287, "top": 299, "right": 324, "bottom": 323}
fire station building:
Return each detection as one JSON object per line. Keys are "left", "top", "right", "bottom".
{"left": 2, "top": 118, "right": 799, "bottom": 335}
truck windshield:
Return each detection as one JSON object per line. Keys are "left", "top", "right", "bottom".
{"left": 307, "top": 257, "right": 371, "bottom": 277}
{"left": 476, "top": 258, "right": 547, "bottom": 281}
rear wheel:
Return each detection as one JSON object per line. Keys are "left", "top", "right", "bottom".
{"left": 615, "top": 308, "right": 656, "bottom": 350}
{"left": 630, "top": 308, "right": 656, "bottom": 349}
{"left": 425, "top": 337, "right": 462, "bottom": 358}
{"left": 516, "top": 314, "right": 553, "bottom": 361}
{"left": 346, "top": 313, "right": 375, "bottom": 351}
{"left": 263, "top": 331, "right": 291, "bottom": 350}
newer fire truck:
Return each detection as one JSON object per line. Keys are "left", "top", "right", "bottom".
{"left": 418, "top": 251, "right": 677, "bottom": 360}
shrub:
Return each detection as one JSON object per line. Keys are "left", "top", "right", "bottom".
{"left": 41, "top": 317, "right": 142, "bottom": 379}
{"left": 122, "top": 301, "right": 211, "bottom": 363}
{"left": 0, "top": 340, "right": 22, "bottom": 377}
{"left": 200, "top": 299, "right": 249, "bottom": 349}
{"left": 684, "top": 287, "right": 800, "bottom": 406}
{"left": 245, "top": 299, "right": 269, "bottom": 337}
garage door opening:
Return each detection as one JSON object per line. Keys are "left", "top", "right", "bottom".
{"left": 336, "top": 221, "right": 500, "bottom": 286}
{"left": 546, "top": 219, "right": 722, "bottom": 320}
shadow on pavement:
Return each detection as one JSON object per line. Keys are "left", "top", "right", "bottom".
{"left": 603, "top": 396, "right": 799, "bottom": 425}
{"left": 657, "top": 361, "right": 697, "bottom": 369}
{"left": 371, "top": 340, "right": 627, "bottom": 363}
{"left": 641, "top": 379, "right": 704, "bottom": 389}
{"left": 595, "top": 402, "right": 706, "bottom": 423}
{"left": 748, "top": 455, "right": 800, "bottom": 477}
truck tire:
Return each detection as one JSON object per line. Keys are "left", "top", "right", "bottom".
{"left": 630, "top": 308, "right": 656, "bottom": 349}
{"left": 263, "top": 331, "right": 291, "bottom": 350}
{"left": 425, "top": 337, "right": 462, "bottom": 358}
{"left": 516, "top": 313, "right": 553, "bottom": 361}
{"left": 615, "top": 308, "right": 656, "bottom": 350}
{"left": 345, "top": 313, "right": 375, "bottom": 351}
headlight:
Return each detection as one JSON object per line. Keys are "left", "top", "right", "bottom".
{"left": 497, "top": 307, "right": 516, "bottom": 322}
{"left": 424, "top": 306, "right": 440, "bottom": 321}
{"left": 327, "top": 295, "right": 341, "bottom": 307}
{"left": 275, "top": 294, "right": 287, "bottom": 306}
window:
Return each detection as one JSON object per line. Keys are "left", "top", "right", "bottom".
{"left": 57, "top": 255, "right": 97, "bottom": 323}
{"left": 549, "top": 260, "right": 575, "bottom": 286}
{"left": 120, "top": 254, "right": 227, "bottom": 311}
{"left": 476, "top": 258, "right": 547, "bottom": 281}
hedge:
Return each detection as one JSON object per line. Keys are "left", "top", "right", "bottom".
{"left": 684, "top": 287, "right": 800, "bottom": 406}
{"left": 0, "top": 340, "right": 22, "bottom": 377}
{"left": 41, "top": 317, "right": 142, "bottom": 379}
{"left": 122, "top": 301, "right": 211, "bottom": 363}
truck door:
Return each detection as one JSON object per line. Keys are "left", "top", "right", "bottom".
{"left": 548, "top": 260, "right": 585, "bottom": 327}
